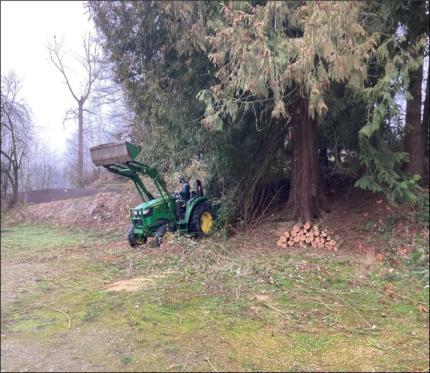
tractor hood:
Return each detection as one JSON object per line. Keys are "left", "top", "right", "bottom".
{"left": 133, "top": 197, "right": 166, "bottom": 211}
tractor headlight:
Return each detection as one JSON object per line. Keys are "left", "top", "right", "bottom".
{"left": 132, "top": 208, "right": 152, "bottom": 218}
{"left": 141, "top": 209, "right": 151, "bottom": 216}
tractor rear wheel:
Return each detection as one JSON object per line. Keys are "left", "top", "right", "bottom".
{"left": 127, "top": 226, "right": 146, "bottom": 248}
{"left": 189, "top": 202, "right": 215, "bottom": 237}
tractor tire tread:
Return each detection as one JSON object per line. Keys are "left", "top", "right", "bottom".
{"left": 154, "top": 223, "right": 172, "bottom": 247}
{"left": 127, "top": 225, "right": 147, "bottom": 248}
{"left": 189, "top": 202, "right": 215, "bottom": 237}
{"left": 128, "top": 225, "right": 138, "bottom": 247}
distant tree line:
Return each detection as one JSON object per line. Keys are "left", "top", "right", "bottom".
{"left": 1, "top": 72, "right": 68, "bottom": 206}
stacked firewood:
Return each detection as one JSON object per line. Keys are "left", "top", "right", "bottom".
{"left": 276, "top": 222, "right": 338, "bottom": 251}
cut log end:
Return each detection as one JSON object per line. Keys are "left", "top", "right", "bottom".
{"left": 276, "top": 226, "right": 340, "bottom": 251}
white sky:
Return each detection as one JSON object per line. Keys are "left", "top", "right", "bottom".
{"left": 1, "top": 1, "right": 94, "bottom": 157}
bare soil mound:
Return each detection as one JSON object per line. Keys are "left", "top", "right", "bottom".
{"left": 22, "top": 188, "right": 122, "bottom": 204}
{"left": 5, "top": 185, "right": 142, "bottom": 234}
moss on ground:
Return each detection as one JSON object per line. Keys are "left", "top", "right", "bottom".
{"left": 1, "top": 224, "right": 99, "bottom": 259}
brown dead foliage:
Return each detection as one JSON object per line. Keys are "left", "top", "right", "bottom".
{"left": 5, "top": 186, "right": 141, "bottom": 234}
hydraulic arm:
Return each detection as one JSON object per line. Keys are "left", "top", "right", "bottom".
{"left": 104, "top": 161, "right": 170, "bottom": 202}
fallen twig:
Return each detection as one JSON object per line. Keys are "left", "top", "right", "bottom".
{"left": 301, "top": 296, "right": 338, "bottom": 312}
{"left": 236, "top": 285, "right": 241, "bottom": 300}
{"left": 262, "top": 302, "right": 290, "bottom": 320}
{"left": 160, "top": 310, "right": 182, "bottom": 325}
{"left": 300, "top": 288, "right": 375, "bottom": 327}
{"left": 205, "top": 357, "right": 218, "bottom": 372}
{"left": 344, "top": 300, "right": 372, "bottom": 328}
{"left": 32, "top": 304, "right": 71, "bottom": 329}
{"left": 182, "top": 352, "right": 191, "bottom": 372}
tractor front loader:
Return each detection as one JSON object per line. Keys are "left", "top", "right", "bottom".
{"left": 90, "top": 142, "right": 216, "bottom": 247}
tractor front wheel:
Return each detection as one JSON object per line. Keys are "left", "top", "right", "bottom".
{"left": 127, "top": 226, "right": 146, "bottom": 248}
{"left": 154, "top": 223, "right": 174, "bottom": 247}
{"left": 189, "top": 202, "right": 215, "bottom": 237}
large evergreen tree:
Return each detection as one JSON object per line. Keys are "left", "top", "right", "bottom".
{"left": 87, "top": 2, "right": 217, "bottom": 171}
{"left": 402, "top": 0, "right": 428, "bottom": 179}
{"left": 89, "top": 0, "right": 425, "bottom": 226}
{"left": 198, "top": 1, "right": 379, "bottom": 221}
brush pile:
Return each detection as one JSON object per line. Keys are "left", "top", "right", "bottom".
{"left": 276, "top": 222, "right": 339, "bottom": 251}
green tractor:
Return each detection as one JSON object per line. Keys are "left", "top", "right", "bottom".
{"left": 90, "top": 142, "right": 216, "bottom": 247}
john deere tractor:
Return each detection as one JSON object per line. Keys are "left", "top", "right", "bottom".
{"left": 90, "top": 142, "right": 216, "bottom": 247}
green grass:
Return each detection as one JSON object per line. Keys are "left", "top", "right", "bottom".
{"left": 0, "top": 224, "right": 99, "bottom": 259}
{"left": 1, "top": 223, "right": 429, "bottom": 372}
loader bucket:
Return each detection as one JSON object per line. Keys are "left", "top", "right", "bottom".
{"left": 90, "top": 142, "right": 142, "bottom": 166}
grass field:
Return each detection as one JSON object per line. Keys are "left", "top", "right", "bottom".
{"left": 1, "top": 224, "right": 429, "bottom": 372}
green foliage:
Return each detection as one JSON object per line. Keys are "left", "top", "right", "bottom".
{"left": 355, "top": 139, "right": 422, "bottom": 206}
{"left": 201, "top": 112, "right": 289, "bottom": 226}
{"left": 89, "top": 1, "right": 292, "bottom": 226}
{"left": 400, "top": 235, "right": 430, "bottom": 287}
{"left": 88, "top": 1, "right": 217, "bottom": 172}
{"left": 418, "top": 193, "right": 429, "bottom": 227}
{"left": 88, "top": 0, "right": 427, "bottom": 226}
{"left": 201, "top": 1, "right": 378, "bottom": 125}
{"left": 317, "top": 84, "right": 366, "bottom": 178}
{"left": 355, "top": 33, "right": 424, "bottom": 206}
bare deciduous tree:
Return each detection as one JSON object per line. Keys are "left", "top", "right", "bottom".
{"left": 88, "top": 56, "right": 136, "bottom": 142}
{"left": 0, "top": 72, "right": 33, "bottom": 206}
{"left": 48, "top": 34, "right": 102, "bottom": 187}
{"left": 21, "top": 140, "right": 59, "bottom": 191}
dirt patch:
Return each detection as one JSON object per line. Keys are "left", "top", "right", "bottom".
{"left": 264, "top": 187, "right": 428, "bottom": 256}
{"left": 1, "top": 259, "right": 65, "bottom": 307}
{"left": 104, "top": 270, "right": 176, "bottom": 292}
{"left": 1, "top": 326, "right": 130, "bottom": 372}
{"left": 253, "top": 294, "right": 270, "bottom": 302}
{"left": 321, "top": 188, "right": 427, "bottom": 253}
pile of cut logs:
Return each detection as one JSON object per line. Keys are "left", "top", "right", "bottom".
{"left": 276, "top": 222, "right": 338, "bottom": 251}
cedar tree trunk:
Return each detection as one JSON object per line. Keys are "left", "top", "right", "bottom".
{"left": 423, "top": 63, "right": 429, "bottom": 184}
{"left": 405, "top": 61, "right": 424, "bottom": 178}
{"left": 286, "top": 97, "right": 330, "bottom": 222}
{"left": 423, "top": 61, "right": 429, "bottom": 150}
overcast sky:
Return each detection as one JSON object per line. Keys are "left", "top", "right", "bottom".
{"left": 1, "top": 1, "right": 94, "bottom": 156}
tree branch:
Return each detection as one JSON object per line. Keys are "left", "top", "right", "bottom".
{"left": 48, "top": 37, "right": 80, "bottom": 102}
{"left": 1, "top": 149, "right": 15, "bottom": 166}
